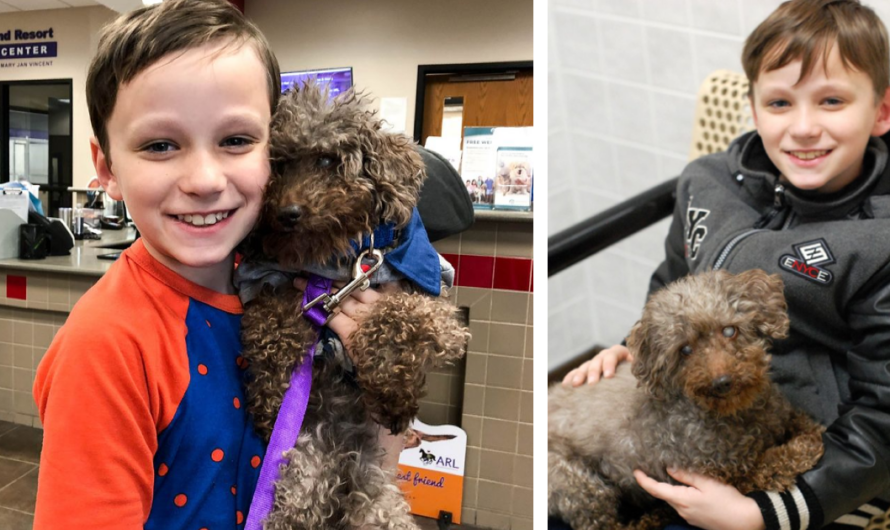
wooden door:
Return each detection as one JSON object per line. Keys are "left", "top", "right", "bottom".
{"left": 420, "top": 69, "right": 533, "bottom": 146}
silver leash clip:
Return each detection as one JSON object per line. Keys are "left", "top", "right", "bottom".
{"left": 302, "top": 236, "right": 385, "bottom": 315}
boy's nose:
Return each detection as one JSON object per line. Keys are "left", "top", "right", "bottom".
{"left": 789, "top": 108, "right": 821, "bottom": 140}
{"left": 180, "top": 151, "right": 227, "bottom": 196}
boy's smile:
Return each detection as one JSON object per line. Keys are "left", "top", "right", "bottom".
{"left": 751, "top": 44, "right": 890, "bottom": 194}
{"left": 92, "top": 41, "right": 271, "bottom": 292}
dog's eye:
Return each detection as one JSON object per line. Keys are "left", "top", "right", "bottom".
{"left": 680, "top": 345, "right": 693, "bottom": 356}
{"left": 722, "top": 326, "right": 737, "bottom": 339}
{"left": 316, "top": 155, "right": 336, "bottom": 168}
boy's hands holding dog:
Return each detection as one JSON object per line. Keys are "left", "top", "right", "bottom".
{"left": 562, "top": 344, "right": 633, "bottom": 386}
{"left": 634, "top": 468, "right": 766, "bottom": 530}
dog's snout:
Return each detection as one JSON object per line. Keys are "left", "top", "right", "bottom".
{"left": 277, "top": 205, "right": 302, "bottom": 227}
{"left": 711, "top": 375, "right": 733, "bottom": 396}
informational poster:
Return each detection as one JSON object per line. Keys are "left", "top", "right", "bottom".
{"left": 461, "top": 127, "right": 534, "bottom": 211}
{"left": 396, "top": 420, "right": 467, "bottom": 524}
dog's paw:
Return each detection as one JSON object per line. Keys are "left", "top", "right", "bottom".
{"left": 348, "top": 292, "right": 469, "bottom": 433}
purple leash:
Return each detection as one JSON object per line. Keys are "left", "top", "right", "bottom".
{"left": 245, "top": 274, "right": 333, "bottom": 530}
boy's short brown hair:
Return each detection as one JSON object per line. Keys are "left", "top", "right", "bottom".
{"left": 86, "top": 0, "right": 280, "bottom": 165}
{"left": 742, "top": 0, "right": 889, "bottom": 99}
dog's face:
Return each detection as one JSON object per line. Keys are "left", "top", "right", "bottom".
{"left": 627, "top": 270, "right": 789, "bottom": 416}
{"left": 255, "top": 82, "right": 425, "bottom": 267}
{"left": 509, "top": 162, "right": 531, "bottom": 186}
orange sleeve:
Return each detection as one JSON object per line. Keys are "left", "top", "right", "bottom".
{"left": 34, "top": 324, "right": 157, "bottom": 529}
{"left": 32, "top": 251, "right": 192, "bottom": 530}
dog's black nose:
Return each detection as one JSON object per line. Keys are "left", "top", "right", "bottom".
{"left": 711, "top": 375, "right": 733, "bottom": 396}
{"left": 277, "top": 205, "right": 302, "bottom": 227}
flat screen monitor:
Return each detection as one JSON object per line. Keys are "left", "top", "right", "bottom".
{"left": 280, "top": 67, "right": 353, "bottom": 96}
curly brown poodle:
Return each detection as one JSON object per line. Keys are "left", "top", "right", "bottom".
{"left": 548, "top": 269, "right": 825, "bottom": 530}
{"left": 239, "top": 82, "right": 468, "bottom": 530}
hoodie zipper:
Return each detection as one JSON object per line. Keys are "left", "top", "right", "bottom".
{"left": 712, "top": 184, "right": 786, "bottom": 270}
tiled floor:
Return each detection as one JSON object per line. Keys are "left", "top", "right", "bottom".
{"left": 0, "top": 421, "right": 41, "bottom": 530}
{"left": 0, "top": 420, "right": 478, "bottom": 530}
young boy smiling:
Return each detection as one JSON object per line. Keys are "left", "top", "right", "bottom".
{"left": 562, "top": 1, "right": 890, "bottom": 529}
{"left": 31, "top": 1, "right": 384, "bottom": 528}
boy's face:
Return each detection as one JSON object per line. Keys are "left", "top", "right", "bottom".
{"left": 751, "top": 44, "right": 890, "bottom": 194}
{"left": 92, "top": 41, "right": 271, "bottom": 290}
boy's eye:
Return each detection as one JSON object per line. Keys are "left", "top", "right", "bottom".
{"left": 144, "top": 141, "right": 175, "bottom": 153}
{"left": 823, "top": 97, "right": 843, "bottom": 106}
{"left": 223, "top": 137, "right": 253, "bottom": 148}
{"left": 767, "top": 100, "right": 790, "bottom": 109}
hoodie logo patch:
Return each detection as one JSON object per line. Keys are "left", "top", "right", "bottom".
{"left": 779, "top": 239, "right": 834, "bottom": 285}
{"left": 685, "top": 199, "right": 710, "bottom": 261}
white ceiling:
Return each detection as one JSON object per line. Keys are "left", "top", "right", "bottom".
{"left": 0, "top": 0, "right": 145, "bottom": 13}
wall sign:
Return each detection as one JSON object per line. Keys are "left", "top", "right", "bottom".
{"left": 0, "top": 27, "right": 57, "bottom": 68}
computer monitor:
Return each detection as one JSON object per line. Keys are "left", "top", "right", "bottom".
{"left": 280, "top": 67, "right": 353, "bottom": 96}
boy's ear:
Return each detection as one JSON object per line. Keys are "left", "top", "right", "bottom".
{"left": 90, "top": 137, "right": 123, "bottom": 201}
{"left": 872, "top": 87, "right": 890, "bottom": 137}
{"left": 749, "top": 93, "right": 759, "bottom": 128}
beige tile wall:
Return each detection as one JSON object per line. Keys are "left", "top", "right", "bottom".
{"left": 420, "top": 220, "right": 534, "bottom": 530}
{"left": 0, "top": 269, "right": 99, "bottom": 427}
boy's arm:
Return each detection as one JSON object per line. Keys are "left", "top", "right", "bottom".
{"left": 34, "top": 326, "right": 158, "bottom": 530}
{"left": 753, "top": 263, "right": 890, "bottom": 529}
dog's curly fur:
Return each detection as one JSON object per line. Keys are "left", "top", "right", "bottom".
{"left": 240, "top": 82, "right": 469, "bottom": 530}
{"left": 548, "top": 269, "right": 825, "bottom": 530}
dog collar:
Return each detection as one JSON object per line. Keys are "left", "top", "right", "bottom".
{"left": 351, "top": 221, "right": 397, "bottom": 253}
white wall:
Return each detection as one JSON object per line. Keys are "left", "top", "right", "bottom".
{"left": 245, "top": 0, "right": 533, "bottom": 133}
{"left": 547, "top": 0, "right": 890, "bottom": 368}
{"left": 0, "top": 7, "right": 118, "bottom": 188}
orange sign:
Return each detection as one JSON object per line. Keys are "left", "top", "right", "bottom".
{"left": 397, "top": 420, "right": 466, "bottom": 524}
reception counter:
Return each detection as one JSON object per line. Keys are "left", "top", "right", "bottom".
{"left": 0, "top": 227, "right": 136, "bottom": 279}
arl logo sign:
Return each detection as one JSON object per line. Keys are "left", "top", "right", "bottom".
{"left": 779, "top": 239, "right": 835, "bottom": 285}
{"left": 685, "top": 199, "right": 710, "bottom": 261}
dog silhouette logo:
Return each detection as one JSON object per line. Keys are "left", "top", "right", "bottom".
{"left": 419, "top": 448, "right": 436, "bottom": 465}
{"left": 779, "top": 238, "right": 835, "bottom": 285}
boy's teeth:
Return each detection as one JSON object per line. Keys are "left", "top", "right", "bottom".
{"left": 175, "top": 211, "right": 229, "bottom": 226}
{"left": 791, "top": 150, "right": 828, "bottom": 160}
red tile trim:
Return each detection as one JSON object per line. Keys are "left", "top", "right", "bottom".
{"left": 493, "top": 257, "right": 533, "bottom": 292}
{"left": 530, "top": 262, "right": 534, "bottom": 293}
{"left": 455, "top": 255, "right": 495, "bottom": 289}
{"left": 7, "top": 275, "right": 26, "bottom": 300}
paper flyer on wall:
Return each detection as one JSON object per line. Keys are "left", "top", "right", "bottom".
{"left": 461, "top": 126, "right": 534, "bottom": 211}
{"left": 396, "top": 419, "right": 467, "bottom": 524}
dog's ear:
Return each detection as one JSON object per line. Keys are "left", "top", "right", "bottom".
{"left": 728, "top": 269, "right": 789, "bottom": 340}
{"left": 628, "top": 318, "right": 670, "bottom": 400}
{"left": 362, "top": 131, "right": 425, "bottom": 227}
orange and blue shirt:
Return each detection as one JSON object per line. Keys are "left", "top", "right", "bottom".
{"left": 33, "top": 239, "right": 265, "bottom": 529}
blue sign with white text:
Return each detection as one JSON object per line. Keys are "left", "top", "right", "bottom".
{"left": 0, "top": 42, "right": 56, "bottom": 60}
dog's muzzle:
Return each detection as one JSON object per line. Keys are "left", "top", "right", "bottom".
{"left": 277, "top": 205, "right": 302, "bottom": 229}
{"left": 711, "top": 375, "right": 733, "bottom": 396}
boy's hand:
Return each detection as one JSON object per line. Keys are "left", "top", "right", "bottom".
{"left": 561, "top": 344, "right": 634, "bottom": 387}
{"left": 634, "top": 468, "right": 765, "bottom": 530}
{"left": 293, "top": 277, "right": 396, "bottom": 354}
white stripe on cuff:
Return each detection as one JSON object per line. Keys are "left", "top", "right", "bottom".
{"left": 766, "top": 491, "right": 792, "bottom": 530}
{"left": 789, "top": 486, "right": 809, "bottom": 530}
